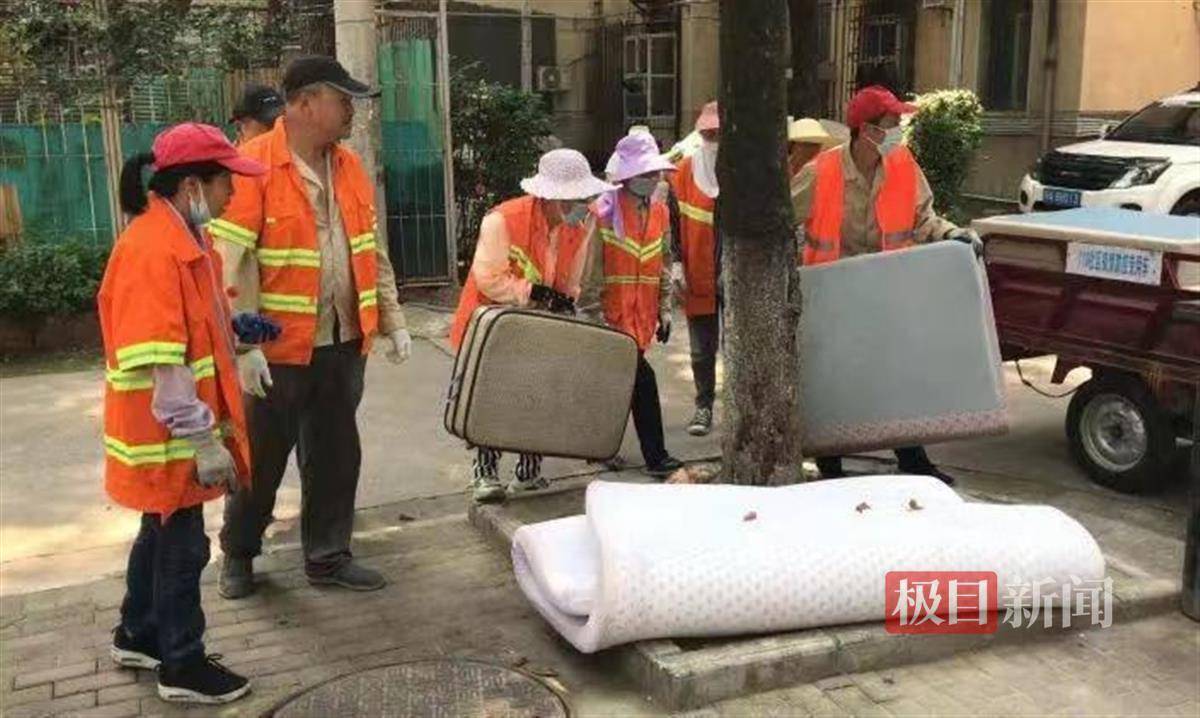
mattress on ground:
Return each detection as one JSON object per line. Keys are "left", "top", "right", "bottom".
{"left": 512, "top": 478, "right": 1105, "bottom": 653}
{"left": 972, "top": 208, "right": 1200, "bottom": 256}
{"left": 799, "top": 241, "right": 1008, "bottom": 455}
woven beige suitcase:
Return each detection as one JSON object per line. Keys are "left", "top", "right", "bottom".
{"left": 445, "top": 306, "right": 639, "bottom": 460}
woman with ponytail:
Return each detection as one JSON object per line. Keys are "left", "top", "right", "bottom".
{"left": 97, "top": 123, "right": 267, "bottom": 705}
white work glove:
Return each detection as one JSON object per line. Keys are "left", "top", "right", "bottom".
{"left": 188, "top": 431, "right": 239, "bottom": 493}
{"left": 946, "top": 227, "right": 984, "bottom": 258}
{"left": 669, "top": 261, "right": 688, "bottom": 294}
{"left": 237, "top": 347, "right": 273, "bottom": 398}
{"left": 381, "top": 329, "right": 412, "bottom": 365}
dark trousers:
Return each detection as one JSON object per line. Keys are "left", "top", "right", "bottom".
{"left": 220, "top": 341, "right": 366, "bottom": 577}
{"left": 119, "top": 505, "right": 208, "bottom": 669}
{"left": 816, "top": 446, "right": 937, "bottom": 478}
{"left": 632, "top": 353, "right": 669, "bottom": 466}
{"left": 687, "top": 313, "right": 720, "bottom": 410}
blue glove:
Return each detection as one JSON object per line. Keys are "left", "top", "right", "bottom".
{"left": 232, "top": 312, "right": 282, "bottom": 345}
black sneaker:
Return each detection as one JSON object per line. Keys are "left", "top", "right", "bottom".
{"left": 307, "top": 561, "right": 387, "bottom": 592}
{"left": 645, "top": 456, "right": 684, "bottom": 478}
{"left": 158, "top": 654, "right": 250, "bottom": 705}
{"left": 110, "top": 626, "right": 160, "bottom": 670}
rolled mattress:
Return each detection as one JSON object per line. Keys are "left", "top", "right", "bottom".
{"left": 512, "top": 477, "right": 1105, "bottom": 653}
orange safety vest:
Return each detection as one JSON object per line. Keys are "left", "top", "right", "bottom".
{"left": 669, "top": 156, "right": 718, "bottom": 317}
{"left": 97, "top": 196, "right": 250, "bottom": 519}
{"left": 209, "top": 119, "right": 379, "bottom": 365}
{"left": 600, "top": 192, "right": 668, "bottom": 351}
{"left": 449, "top": 195, "right": 587, "bottom": 350}
{"left": 803, "top": 145, "right": 918, "bottom": 266}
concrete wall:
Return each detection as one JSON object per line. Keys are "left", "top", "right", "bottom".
{"left": 913, "top": 7, "right": 953, "bottom": 93}
{"left": 679, "top": 0, "right": 721, "bottom": 132}
{"left": 1078, "top": 0, "right": 1200, "bottom": 112}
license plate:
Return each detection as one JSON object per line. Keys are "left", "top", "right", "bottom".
{"left": 1066, "top": 242, "right": 1163, "bottom": 285}
{"left": 1042, "top": 188, "right": 1081, "bottom": 208}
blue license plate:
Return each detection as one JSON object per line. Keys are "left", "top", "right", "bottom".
{"left": 1043, "top": 188, "right": 1081, "bottom": 208}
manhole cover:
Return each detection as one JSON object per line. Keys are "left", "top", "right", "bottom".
{"left": 267, "top": 658, "right": 569, "bottom": 718}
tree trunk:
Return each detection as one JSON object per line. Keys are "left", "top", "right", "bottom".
{"left": 788, "top": 0, "right": 823, "bottom": 118}
{"left": 718, "top": 0, "right": 803, "bottom": 486}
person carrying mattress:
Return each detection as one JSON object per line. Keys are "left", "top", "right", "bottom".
{"left": 792, "top": 85, "right": 983, "bottom": 486}
{"left": 450, "top": 148, "right": 616, "bottom": 503}
{"left": 578, "top": 133, "right": 685, "bottom": 479}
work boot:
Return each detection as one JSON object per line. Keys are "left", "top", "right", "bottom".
{"left": 218, "top": 557, "right": 254, "bottom": 600}
{"left": 110, "top": 626, "right": 160, "bottom": 670}
{"left": 307, "top": 561, "right": 387, "bottom": 592}
{"left": 472, "top": 474, "right": 506, "bottom": 503}
{"left": 158, "top": 654, "right": 250, "bottom": 705}
{"left": 645, "top": 456, "right": 684, "bottom": 478}
{"left": 686, "top": 407, "right": 713, "bottom": 436}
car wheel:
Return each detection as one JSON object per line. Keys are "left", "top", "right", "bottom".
{"left": 1066, "top": 373, "right": 1177, "bottom": 494}
{"left": 1170, "top": 191, "right": 1200, "bottom": 216}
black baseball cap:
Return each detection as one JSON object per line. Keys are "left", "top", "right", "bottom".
{"left": 281, "top": 56, "right": 380, "bottom": 98}
{"left": 230, "top": 84, "right": 284, "bottom": 124}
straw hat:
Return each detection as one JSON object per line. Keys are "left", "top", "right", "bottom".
{"left": 788, "top": 117, "right": 839, "bottom": 146}
{"left": 520, "top": 148, "right": 617, "bottom": 200}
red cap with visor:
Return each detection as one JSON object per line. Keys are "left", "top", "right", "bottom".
{"left": 846, "top": 86, "right": 917, "bottom": 130}
{"left": 151, "top": 123, "right": 267, "bottom": 176}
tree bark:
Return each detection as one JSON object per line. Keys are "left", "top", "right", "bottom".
{"left": 718, "top": 0, "right": 803, "bottom": 486}
{"left": 788, "top": 0, "right": 823, "bottom": 118}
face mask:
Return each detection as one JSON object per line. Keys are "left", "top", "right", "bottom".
{"left": 701, "top": 139, "right": 719, "bottom": 157}
{"left": 562, "top": 202, "right": 589, "bottom": 227}
{"left": 626, "top": 176, "right": 658, "bottom": 199}
{"left": 187, "top": 186, "right": 212, "bottom": 226}
{"left": 871, "top": 126, "right": 903, "bottom": 157}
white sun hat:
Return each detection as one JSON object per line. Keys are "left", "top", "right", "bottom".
{"left": 520, "top": 148, "right": 617, "bottom": 200}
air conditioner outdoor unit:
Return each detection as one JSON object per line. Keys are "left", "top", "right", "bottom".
{"left": 536, "top": 66, "right": 571, "bottom": 93}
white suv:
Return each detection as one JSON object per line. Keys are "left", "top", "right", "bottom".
{"left": 1018, "top": 89, "right": 1200, "bottom": 216}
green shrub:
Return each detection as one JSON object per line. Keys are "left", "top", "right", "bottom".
{"left": 0, "top": 240, "right": 110, "bottom": 346}
{"left": 450, "top": 74, "right": 553, "bottom": 268}
{"left": 905, "top": 89, "right": 984, "bottom": 220}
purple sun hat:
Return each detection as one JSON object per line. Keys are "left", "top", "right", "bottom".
{"left": 608, "top": 133, "right": 677, "bottom": 183}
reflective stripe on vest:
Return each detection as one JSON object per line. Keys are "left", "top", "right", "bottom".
{"left": 207, "top": 219, "right": 257, "bottom": 249}
{"left": 114, "top": 341, "right": 187, "bottom": 371}
{"left": 600, "top": 229, "right": 664, "bottom": 262}
{"left": 104, "top": 425, "right": 223, "bottom": 467}
{"left": 604, "top": 275, "right": 661, "bottom": 285}
{"left": 105, "top": 355, "right": 216, "bottom": 392}
{"left": 260, "top": 292, "right": 318, "bottom": 315}
{"left": 359, "top": 288, "right": 378, "bottom": 309}
{"left": 257, "top": 247, "right": 321, "bottom": 268}
{"left": 678, "top": 201, "right": 714, "bottom": 225}
{"left": 508, "top": 245, "right": 543, "bottom": 284}
{"left": 349, "top": 232, "right": 377, "bottom": 254}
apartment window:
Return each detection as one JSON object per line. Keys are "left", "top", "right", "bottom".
{"left": 979, "top": 0, "right": 1032, "bottom": 111}
{"left": 623, "top": 32, "right": 676, "bottom": 123}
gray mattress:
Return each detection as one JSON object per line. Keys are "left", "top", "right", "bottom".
{"left": 798, "top": 241, "right": 1008, "bottom": 455}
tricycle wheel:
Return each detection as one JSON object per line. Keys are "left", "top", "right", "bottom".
{"left": 1066, "top": 373, "right": 1175, "bottom": 494}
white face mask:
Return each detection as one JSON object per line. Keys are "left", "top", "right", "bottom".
{"left": 870, "top": 125, "right": 903, "bottom": 157}
{"left": 187, "top": 186, "right": 212, "bottom": 227}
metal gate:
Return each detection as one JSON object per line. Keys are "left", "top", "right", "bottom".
{"left": 376, "top": 7, "right": 456, "bottom": 287}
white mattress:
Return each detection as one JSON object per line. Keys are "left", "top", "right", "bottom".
{"left": 512, "top": 478, "right": 1105, "bottom": 653}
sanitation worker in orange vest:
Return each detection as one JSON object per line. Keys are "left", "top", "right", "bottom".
{"left": 230, "top": 84, "right": 284, "bottom": 146}
{"left": 98, "top": 123, "right": 269, "bottom": 705}
{"left": 579, "top": 133, "right": 685, "bottom": 478}
{"left": 667, "top": 102, "right": 721, "bottom": 438}
{"left": 450, "top": 148, "right": 615, "bottom": 503}
{"left": 793, "top": 85, "right": 983, "bottom": 486}
{"left": 209, "top": 57, "right": 411, "bottom": 599}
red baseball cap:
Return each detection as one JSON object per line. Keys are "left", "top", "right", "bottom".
{"left": 151, "top": 122, "right": 267, "bottom": 176}
{"left": 846, "top": 86, "right": 917, "bottom": 130}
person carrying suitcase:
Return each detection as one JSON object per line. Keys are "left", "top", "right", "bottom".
{"left": 578, "top": 133, "right": 685, "bottom": 478}
{"left": 449, "top": 148, "right": 616, "bottom": 503}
